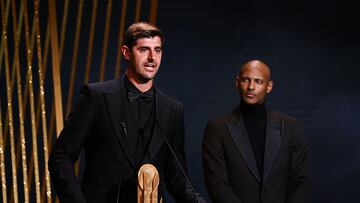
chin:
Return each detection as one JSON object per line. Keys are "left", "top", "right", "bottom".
{"left": 244, "top": 100, "right": 260, "bottom": 105}
{"left": 145, "top": 74, "right": 156, "bottom": 80}
{"left": 139, "top": 75, "right": 155, "bottom": 83}
{"left": 243, "top": 99, "right": 255, "bottom": 104}
{"left": 142, "top": 71, "right": 157, "bottom": 77}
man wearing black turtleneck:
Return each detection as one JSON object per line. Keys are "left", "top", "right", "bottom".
{"left": 202, "top": 60, "right": 310, "bottom": 203}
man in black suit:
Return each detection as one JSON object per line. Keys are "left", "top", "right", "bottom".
{"left": 49, "top": 22, "right": 204, "bottom": 203}
{"left": 202, "top": 60, "right": 310, "bottom": 203}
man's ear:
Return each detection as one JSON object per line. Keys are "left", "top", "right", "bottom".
{"left": 121, "top": 45, "right": 131, "bottom": 61}
{"left": 267, "top": 80, "right": 273, "bottom": 93}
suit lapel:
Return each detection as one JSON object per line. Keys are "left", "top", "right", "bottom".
{"left": 104, "top": 80, "right": 136, "bottom": 169}
{"left": 147, "top": 88, "right": 167, "bottom": 161}
{"left": 226, "top": 107, "right": 261, "bottom": 183}
{"left": 263, "top": 110, "right": 282, "bottom": 183}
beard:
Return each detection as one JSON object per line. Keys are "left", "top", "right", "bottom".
{"left": 134, "top": 67, "right": 158, "bottom": 83}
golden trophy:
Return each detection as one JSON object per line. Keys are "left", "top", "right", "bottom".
{"left": 137, "top": 164, "right": 161, "bottom": 203}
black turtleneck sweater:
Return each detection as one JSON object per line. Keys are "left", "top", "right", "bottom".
{"left": 240, "top": 102, "right": 267, "bottom": 180}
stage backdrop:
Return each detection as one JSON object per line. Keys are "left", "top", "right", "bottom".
{"left": 0, "top": 0, "right": 359, "bottom": 202}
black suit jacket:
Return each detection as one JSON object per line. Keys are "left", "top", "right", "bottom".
{"left": 49, "top": 78, "right": 200, "bottom": 202}
{"left": 202, "top": 106, "right": 310, "bottom": 203}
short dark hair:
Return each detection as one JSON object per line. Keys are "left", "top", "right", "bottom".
{"left": 123, "top": 22, "right": 163, "bottom": 48}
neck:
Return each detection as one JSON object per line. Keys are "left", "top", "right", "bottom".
{"left": 240, "top": 101, "right": 266, "bottom": 114}
{"left": 126, "top": 71, "right": 153, "bottom": 92}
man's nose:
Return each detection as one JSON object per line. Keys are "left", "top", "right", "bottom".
{"left": 148, "top": 50, "right": 154, "bottom": 60}
{"left": 247, "top": 81, "right": 255, "bottom": 90}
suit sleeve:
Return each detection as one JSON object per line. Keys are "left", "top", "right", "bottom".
{"left": 164, "top": 103, "right": 206, "bottom": 203}
{"left": 48, "top": 85, "right": 95, "bottom": 203}
{"left": 202, "top": 122, "right": 242, "bottom": 203}
{"left": 287, "top": 120, "right": 310, "bottom": 203}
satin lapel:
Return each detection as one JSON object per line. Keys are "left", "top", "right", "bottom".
{"left": 226, "top": 111, "right": 261, "bottom": 183}
{"left": 104, "top": 84, "right": 135, "bottom": 169}
{"left": 263, "top": 110, "right": 282, "bottom": 183}
{"left": 147, "top": 89, "right": 167, "bottom": 161}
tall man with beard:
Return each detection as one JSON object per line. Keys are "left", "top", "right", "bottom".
{"left": 202, "top": 60, "right": 310, "bottom": 203}
{"left": 49, "top": 22, "right": 205, "bottom": 203}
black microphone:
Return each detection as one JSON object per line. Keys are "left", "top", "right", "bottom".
{"left": 120, "top": 122, "right": 127, "bottom": 136}
{"left": 155, "top": 119, "right": 201, "bottom": 203}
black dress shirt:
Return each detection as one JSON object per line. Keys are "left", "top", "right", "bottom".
{"left": 124, "top": 76, "right": 155, "bottom": 167}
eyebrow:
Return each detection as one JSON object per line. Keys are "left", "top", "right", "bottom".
{"left": 239, "top": 75, "right": 265, "bottom": 81}
{"left": 137, "top": 46, "right": 162, "bottom": 49}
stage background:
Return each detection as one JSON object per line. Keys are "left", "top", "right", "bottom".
{"left": 1, "top": 0, "right": 359, "bottom": 202}
{"left": 156, "top": 0, "right": 360, "bottom": 202}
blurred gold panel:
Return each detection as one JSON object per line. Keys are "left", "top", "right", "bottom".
{"left": 149, "top": 0, "right": 159, "bottom": 25}
{"left": 48, "top": 0, "right": 64, "bottom": 136}
{"left": 135, "top": 0, "right": 142, "bottom": 22}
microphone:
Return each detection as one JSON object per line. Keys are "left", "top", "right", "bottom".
{"left": 120, "top": 122, "right": 127, "bottom": 136}
{"left": 155, "top": 119, "right": 201, "bottom": 203}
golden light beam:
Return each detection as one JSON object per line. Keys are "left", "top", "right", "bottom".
{"left": 114, "top": 0, "right": 128, "bottom": 78}
{"left": 1, "top": 0, "right": 18, "bottom": 202}
{"left": 48, "top": 0, "right": 64, "bottom": 136}
{"left": 135, "top": 0, "right": 142, "bottom": 22}
{"left": 149, "top": 0, "right": 159, "bottom": 25}
{"left": 99, "top": 0, "right": 113, "bottom": 81}
{"left": 65, "top": 0, "right": 84, "bottom": 117}
{"left": 0, "top": 102, "right": 7, "bottom": 203}
{"left": 59, "top": 0, "right": 69, "bottom": 63}
{"left": 10, "top": 0, "right": 29, "bottom": 202}
{"left": 34, "top": 0, "right": 52, "bottom": 201}
{"left": 23, "top": 0, "right": 41, "bottom": 201}
{"left": 84, "top": 0, "right": 98, "bottom": 83}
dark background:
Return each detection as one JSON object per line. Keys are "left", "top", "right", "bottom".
{"left": 4, "top": 0, "right": 356, "bottom": 202}
{"left": 153, "top": 0, "right": 360, "bottom": 202}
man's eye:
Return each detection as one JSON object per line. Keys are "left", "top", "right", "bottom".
{"left": 155, "top": 48, "right": 162, "bottom": 53}
{"left": 139, "top": 48, "right": 147, "bottom": 53}
{"left": 255, "top": 80, "right": 264, "bottom": 84}
{"left": 240, "top": 78, "right": 249, "bottom": 82}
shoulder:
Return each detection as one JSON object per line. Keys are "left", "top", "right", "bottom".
{"left": 205, "top": 106, "right": 240, "bottom": 132}
{"left": 85, "top": 78, "right": 122, "bottom": 94}
{"left": 269, "top": 110, "right": 298, "bottom": 122}
{"left": 208, "top": 113, "right": 232, "bottom": 127}
{"left": 156, "top": 88, "right": 183, "bottom": 108}
{"left": 202, "top": 111, "right": 234, "bottom": 144}
{"left": 268, "top": 110, "right": 303, "bottom": 130}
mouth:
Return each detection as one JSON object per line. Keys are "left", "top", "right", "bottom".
{"left": 144, "top": 63, "right": 157, "bottom": 71}
{"left": 245, "top": 93, "right": 256, "bottom": 98}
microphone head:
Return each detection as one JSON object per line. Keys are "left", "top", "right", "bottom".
{"left": 120, "top": 122, "right": 127, "bottom": 128}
